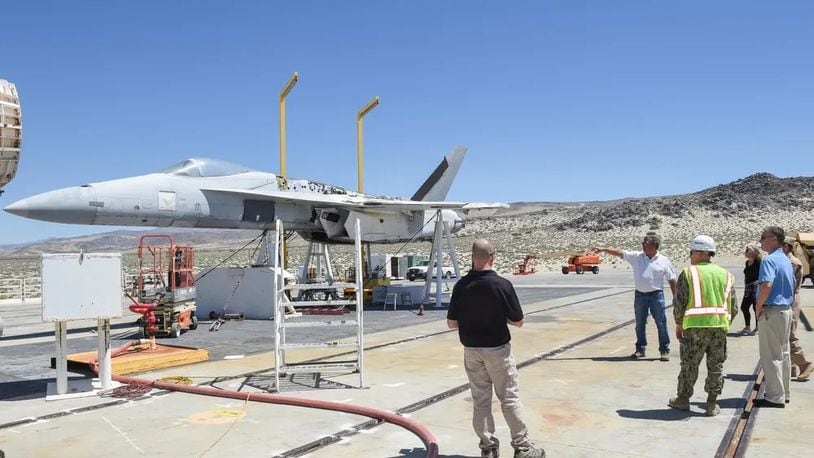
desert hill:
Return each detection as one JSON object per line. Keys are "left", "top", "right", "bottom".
{"left": 1, "top": 173, "right": 812, "bottom": 275}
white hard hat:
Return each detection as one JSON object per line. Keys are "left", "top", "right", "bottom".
{"left": 690, "top": 235, "right": 716, "bottom": 252}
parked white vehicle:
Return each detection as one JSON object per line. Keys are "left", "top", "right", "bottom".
{"left": 406, "top": 260, "right": 456, "bottom": 281}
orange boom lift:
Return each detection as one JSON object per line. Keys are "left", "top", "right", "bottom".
{"left": 562, "top": 251, "right": 601, "bottom": 275}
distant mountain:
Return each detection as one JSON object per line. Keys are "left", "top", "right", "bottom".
{"left": 493, "top": 173, "right": 814, "bottom": 232}
{"left": 0, "top": 228, "right": 262, "bottom": 258}
{"left": 3, "top": 173, "right": 812, "bottom": 264}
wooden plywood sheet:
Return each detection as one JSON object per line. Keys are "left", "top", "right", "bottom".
{"left": 66, "top": 343, "right": 209, "bottom": 375}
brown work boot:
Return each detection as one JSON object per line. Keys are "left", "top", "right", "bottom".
{"left": 705, "top": 394, "right": 720, "bottom": 417}
{"left": 798, "top": 362, "right": 814, "bottom": 382}
{"left": 668, "top": 395, "right": 690, "bottom": 411}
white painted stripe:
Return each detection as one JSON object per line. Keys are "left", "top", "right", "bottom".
{"left": 685, "top": 307, "right": 728, "bottom": 316}
{"left": 103, "top": 416, "right": 145, "bottom": 454}
{"left": 689, "top": 266, "right": 703, "bottom": 309}
{"left": 723, "top": 273, "right": 734, "bottom": 309}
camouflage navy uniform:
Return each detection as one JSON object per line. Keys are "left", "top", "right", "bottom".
{"left": 673, "top": 272, "right": 738, "bottom": 398}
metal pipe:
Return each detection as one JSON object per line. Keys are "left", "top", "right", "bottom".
{"left": 356, "top": 96, "right": 379, "bottom": 192}
{"left": 279, "top": 72, "right": 298, "bottom": 179}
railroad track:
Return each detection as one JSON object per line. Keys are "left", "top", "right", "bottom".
{"left": 715, "top": 363, "right": 763, "bottom": 458}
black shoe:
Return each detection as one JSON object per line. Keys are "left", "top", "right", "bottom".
{"left": 630, "top": 351, "right": 645, "bottom": 359}
{"left": 754, "top": 399, "right": 785, "bottom": 408}
{"left": 480, "top": 438, "right": 500, "bottom": 458}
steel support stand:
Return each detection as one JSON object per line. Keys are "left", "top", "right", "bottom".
{"left": 97, "top": 318, "right": 112, "bottom": 390}
{"left": 55, "top": 321, "right": 68, "bottom": 395}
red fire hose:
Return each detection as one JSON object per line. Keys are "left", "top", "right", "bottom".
{"left": 90, "top": 341, "right": 439, "bottom": 457}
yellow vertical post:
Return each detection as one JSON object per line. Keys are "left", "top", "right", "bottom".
{"left": 356, "top": 96, "right": 379, "bottom": 193}
{"left": 279, "top": 72, "right": 298, "bottom": 179}
{"left": 279, "top": 72, "right": 298, "bottom": 270}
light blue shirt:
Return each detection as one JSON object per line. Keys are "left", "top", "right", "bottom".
{"left": 757, "top": 248, "right": 795, "bottom": 306}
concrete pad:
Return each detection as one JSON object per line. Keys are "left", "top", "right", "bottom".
{"left": 743, "top": 298, "right": 814, "bottom": 457}
{"left": 0, "top": 274, "right": 811, "bottom": 458}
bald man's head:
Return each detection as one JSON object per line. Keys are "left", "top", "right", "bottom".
{"left": 472, "top": 239, "right": 496, "bottom": 270}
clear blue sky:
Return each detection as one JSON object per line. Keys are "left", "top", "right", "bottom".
{"left": 2, "top": 1, "right": 812, "bottom": 244}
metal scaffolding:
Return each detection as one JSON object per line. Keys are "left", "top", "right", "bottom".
{"left": 272, "top": 218, "right": 365, "bottom": 391}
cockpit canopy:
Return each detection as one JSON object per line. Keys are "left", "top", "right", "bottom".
{"left": 159, "top": 158, "right": 255, "bottom": 177}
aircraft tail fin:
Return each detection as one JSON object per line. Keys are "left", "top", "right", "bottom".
{"left": 411, "top": 146, "right": 467, "bottom": 201}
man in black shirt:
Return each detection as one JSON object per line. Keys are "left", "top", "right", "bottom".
{"left": 447, "top": 239, "right": 545, "bottom": 458}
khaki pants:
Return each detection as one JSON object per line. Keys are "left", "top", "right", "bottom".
{"left": 758, "top": 306, "right": 792, "bottom": 404}
{"left": 791, "top": 294, "right": 812, "bottom": 373}
{"left": 464, "top": 344, "right": 531, "bottom": 449}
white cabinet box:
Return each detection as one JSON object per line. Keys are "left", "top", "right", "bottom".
{"left": 41, "top": 253, "right": 123, "bottom": 321}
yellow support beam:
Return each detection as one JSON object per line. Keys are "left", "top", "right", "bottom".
{"left": 356, "top": 96, "right": 380, "bottom": 193}
{"left": 279, "top": 72, "right": 298, "bottom": 270}
{"left": 279, "top": 72, "right": 298, "bottom": 179}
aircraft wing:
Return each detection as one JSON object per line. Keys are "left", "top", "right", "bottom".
{"left": 202, "top": 187, "right": 508, "bottom": 213}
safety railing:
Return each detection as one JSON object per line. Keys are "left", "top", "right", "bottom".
{"left": 0, "top": 274, "right": 141, "bottom": 301}
{"left": 0, "top": 277, "right": 41, "bottom": 301}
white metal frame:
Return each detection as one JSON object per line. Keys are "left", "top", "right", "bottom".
{"left": 422, "top": 209, "right": 461, "bottom": 306}
{"left": 299, "top": 241, "right": 335, "bottom": 285}
{"left": 272, "top": 218, "right": 365, "bottom": 391}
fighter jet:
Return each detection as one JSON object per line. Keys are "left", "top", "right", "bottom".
{"left": 4, "top": 146, "right": 506, "bottom": 243}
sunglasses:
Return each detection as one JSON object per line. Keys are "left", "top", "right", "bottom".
{"left": 760, "top": 235, "right": 776, "bottom": 241}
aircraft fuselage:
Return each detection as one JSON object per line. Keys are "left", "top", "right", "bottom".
{"left": 5, "top": 171, "right": 463, "bottom": 243}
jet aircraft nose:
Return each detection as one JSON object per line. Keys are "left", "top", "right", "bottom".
{"left": 4, "top": 186, "right": 98, "bottom": 224}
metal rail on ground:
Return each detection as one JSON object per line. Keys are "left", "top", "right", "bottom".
{"left": 715, "top": 363, "right": 764, "bottom": 458}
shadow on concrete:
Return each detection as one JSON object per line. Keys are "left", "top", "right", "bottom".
{"left": 726, "top": 332, "right": 757, "bottom": 339}
{"left": 238, "top": 373, "right": 358, "bottom": 393}
{"left": 389, "top": 450, "right": 476, "bottom": 458}
{"left": 0, "top": 377, "right": 86, "bottom": 401}
{"left": 725, "top": 373, "right": 756, "bottom": 382}
{"left": 0, "top": 321, "right": 138, "bottom": 341}
{"left": 692, "top": 397, "right": 745, "bottom": 410}
{"left": 617, "top": 407, "right": 699, "bottom": 421}
{"left": 548, "top": 355, "right": 653, "bottom": 362}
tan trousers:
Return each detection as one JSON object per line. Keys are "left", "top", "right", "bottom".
{"left": 464, "top": 344, "right": 531, "bottom": 449}
{"left": 758, "top": 306, "right": 792, "bottom": 404}
{"left": 791, "top": 294, "right": 812, "bottom": 374}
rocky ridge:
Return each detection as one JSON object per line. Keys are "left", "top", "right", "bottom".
{"left": 2, "top": 173, "right": 812, "bottom": 277}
